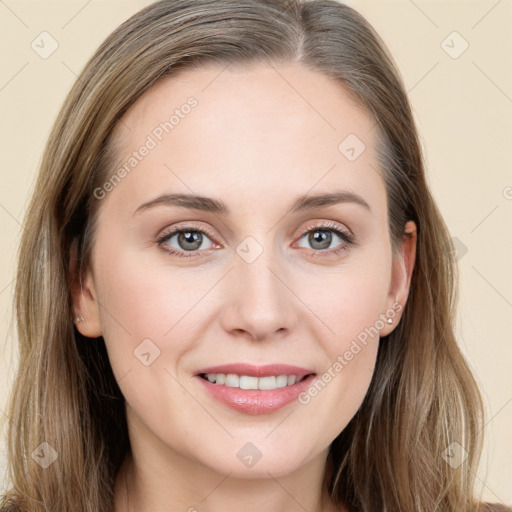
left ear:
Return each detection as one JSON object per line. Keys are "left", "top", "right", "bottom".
{"left": 381, "top": 220, "right": 417, "bottom": 336}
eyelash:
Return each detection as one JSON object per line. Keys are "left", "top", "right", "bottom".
{"left": 155, "top": 221, "right": 355, "bottom": 259}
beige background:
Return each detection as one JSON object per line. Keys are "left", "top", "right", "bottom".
{"left": 0, "top": 0, "right": 511, "bottom": 505}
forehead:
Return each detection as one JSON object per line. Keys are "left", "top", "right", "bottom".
{"left": 103, "top": 61, "right": 384, "bottom": 216}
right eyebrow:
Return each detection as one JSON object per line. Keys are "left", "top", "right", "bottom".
{"left": 134, "top": 193, "right": 227, "bottom": 215}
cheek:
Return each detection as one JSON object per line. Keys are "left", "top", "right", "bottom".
{"left": 91, "top": 245, "right": 204, "bottom": 379}
{"left": 312, "top": 253, "right": 391, "bottom": 352}
{"left": 297, "top": 251, "right": 390, "bottom": 434}
{"left": 92, "top": 254, "right": 204, "bottom": 432}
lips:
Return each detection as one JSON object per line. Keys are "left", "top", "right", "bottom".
{"left": 194, "top": 363, "right": 317, "bottom": 415}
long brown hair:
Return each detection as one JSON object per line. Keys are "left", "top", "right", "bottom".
{"left": 1, "top": 0, "right": 502, "bottom": 510}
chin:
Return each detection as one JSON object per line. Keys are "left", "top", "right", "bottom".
{"left": 196, "top": 442, "right": 314, "bottom": 479}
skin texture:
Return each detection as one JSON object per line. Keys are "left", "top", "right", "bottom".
{"left": 70, "top": 61, "right": 417, "bottom": 512}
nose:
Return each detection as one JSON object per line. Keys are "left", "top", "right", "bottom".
{"left": 219, "top": 246, "right": 298, "bottom": 342}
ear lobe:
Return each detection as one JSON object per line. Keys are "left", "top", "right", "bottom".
{"left": 68, "top": 237, "right": 103, "bottom": 338}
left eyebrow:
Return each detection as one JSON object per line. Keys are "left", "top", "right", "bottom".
{"left": 133, "top": 190, "right": 371, "bottom": 216}
{"left": 290, "top": 191, "right": 371, "bottom": 213}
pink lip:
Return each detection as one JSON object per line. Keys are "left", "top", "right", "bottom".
{"left": 196, "top": 363, "right": 314, "bottom": 379}
{"left": 194, "top": 363, "right": 317, "bottom": 415}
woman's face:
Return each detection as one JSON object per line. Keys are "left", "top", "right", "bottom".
{"left": 75, "top": 61, "right": 415, "bottom": 478}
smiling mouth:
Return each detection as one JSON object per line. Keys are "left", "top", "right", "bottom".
{"left": 198, "top": 372, "right": 314, "bottom": 390}
{"left": 195, "top": 364, "right": 318, "bottom": 415}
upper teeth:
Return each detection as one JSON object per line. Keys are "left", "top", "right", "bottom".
{"left": 203, "top": 373, "right": 304, "bottom": 390}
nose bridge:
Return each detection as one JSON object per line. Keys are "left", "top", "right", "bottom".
{"left": 220, "top": 234, "right": 297, "bottom": 339}
{"left": 236, "top": 235, "right": 286, "bottom": 305}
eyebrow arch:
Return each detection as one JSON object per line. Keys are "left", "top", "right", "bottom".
{"left": 133, "top": 190, "right": 371, "bottom": 215}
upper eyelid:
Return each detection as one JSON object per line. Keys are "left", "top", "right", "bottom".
{"left": 303, "top": 220, "right": 352, "bottom": 236}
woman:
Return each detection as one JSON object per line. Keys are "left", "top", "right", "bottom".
{"left": 1, "top": 0, "right": 509, "bottom": 510}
